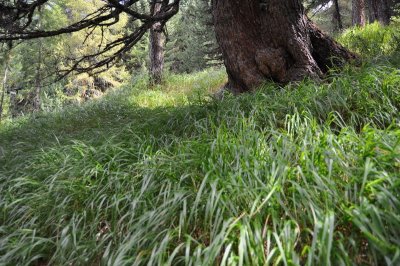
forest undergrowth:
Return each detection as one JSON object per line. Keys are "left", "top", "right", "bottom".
{"left": 0, "top": 23, "right": 400, "bottom": 265}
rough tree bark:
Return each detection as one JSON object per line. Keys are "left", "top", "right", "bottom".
{"left": 212, "top": 0, "right": 357, "bottom": 93}
{"left": 352, "top": 0, "right": 366, "bottom": 26}
{"left": 368, "top": 0, "right": 390, "bottom": 25}
{"left": 149, "top": 1, "right": 166, "bottom": 85}
{"left": 332, "top": 0, "right": 343, "bottom": 31}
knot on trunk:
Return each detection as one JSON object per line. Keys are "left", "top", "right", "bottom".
{"left": 255, "top": 48, "right": 287, "bottom": 82}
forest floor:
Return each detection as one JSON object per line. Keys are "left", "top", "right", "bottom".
{"left": 1, "top": 24, "right": 400, "bottom": 265}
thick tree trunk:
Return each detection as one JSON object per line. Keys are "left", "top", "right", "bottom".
{"left": 332, "top": 0, "right": 343, "bottom": 31}
{"left": 149, "top": 1, "right": 166, "bottom": 85}
{"left": 212, "top": 0, "right": 356, "bottom": 93}
{"left": 368, "top": 0, "right": 390, "bottom": 25}
{"left": 352, "top": 0, "right": 366, "bottom": 26}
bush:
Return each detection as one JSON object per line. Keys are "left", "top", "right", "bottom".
{"left": 338, "top": 22, "right": 400, "bottom": 58}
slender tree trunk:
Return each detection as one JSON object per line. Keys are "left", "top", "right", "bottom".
{"left": 368, "top": 0, "right": 390, "bottom": 25}
{"left": 332, "top": 0, "right": 343, "bottom": 31}
{"left": 352, "top": 0, "right": 366, "bottom": 26}
{"left": 9, "top": 89, "right": 17, "bottom": 118}
{"left": 0, "top": 49, "right": 10, "bottom": 123}
{"left": 212, "top": 0, "right": 356, "bottom": 93}
{"left": 149, "top": 1, "right": 166, "bottom": 85}
{"left": 33, "top": 38, "right": 42, "bottom": 111}
{"left": 33, "top": 8, "right": 43, "bottom": 111}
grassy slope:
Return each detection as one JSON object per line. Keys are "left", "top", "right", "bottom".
{"left": 1, "top": 26, "right": 400, "bottom": 265}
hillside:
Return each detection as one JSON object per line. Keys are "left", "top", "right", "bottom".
{"left": 1, "top": 25, "right": 400, "bottom": 265}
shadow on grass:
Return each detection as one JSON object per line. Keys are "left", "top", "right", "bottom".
{"left": 0, "top": 99, "right": 216, "bottom": 170}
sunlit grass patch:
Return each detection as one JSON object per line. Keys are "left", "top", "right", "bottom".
{"left": 126, "top": 68, "right": 227, "bottom": 108}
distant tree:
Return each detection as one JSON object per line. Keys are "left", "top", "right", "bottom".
{"left": 33, "top": 9, "right": 43, "bottom": 111}
{"left": 149, "top": 1, "right": 166, "bottom": 85}
{"left": 0, "top": 42, "right": 11, "bottom": 122}
{"left": 0, "top": 0, "right": 134, "bottom": 117}
{"left": 166, "top": 0, "right": 220, "bottom": 73}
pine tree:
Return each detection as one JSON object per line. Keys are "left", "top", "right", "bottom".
{"left": 166, "top": 0, "right": 220, "bottom": 73}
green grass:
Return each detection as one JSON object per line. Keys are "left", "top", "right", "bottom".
{"left": 338, "top": 22, "right": 400, "bottom": 58}
{"left": 1, "top": 44, "right": 400, "bottom": 265}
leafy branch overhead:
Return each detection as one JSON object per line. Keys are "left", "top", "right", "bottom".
{"left": 0, "top": 0, "right": 181, "bottom": 76}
